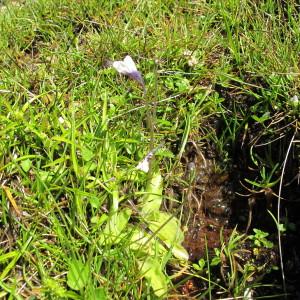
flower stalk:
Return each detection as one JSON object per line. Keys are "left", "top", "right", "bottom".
{"left": 111, "top": 55, "right": 156, "bottom": 172}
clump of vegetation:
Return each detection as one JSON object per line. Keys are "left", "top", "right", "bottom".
{"left": 0, "top": 0, "right": 299, "bottom": 299}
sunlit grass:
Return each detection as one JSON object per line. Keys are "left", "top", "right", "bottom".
{"left": 0, "top": 0, "right": 299, "bottom": 298}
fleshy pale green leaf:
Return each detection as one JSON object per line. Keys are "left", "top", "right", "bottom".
{"left": 148, "top": 211, "right": 189, "bottom": 261}
{"left": 139, "top": 172, "right": 163, "bottom": 215}
{"left": 67, "top": 259, "right": 89, "bottom": 291}
{"left": 137, "top": 170, "right": 189, "bottom": 260}
{"left": 140, "top": 257, "right": 168, "bottom": 297}
{"left": 99, "top": 208, "right": 132, "bottom": 245}
{"left": 170, "top": 243, "right": 189, "bottom": 261}
{"left": 129, "top": 227, "right": 168, "bottom": 257}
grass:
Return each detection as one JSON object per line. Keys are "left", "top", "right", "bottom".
{"left": 0, "top": 0, "right": 299, "bottom": 299}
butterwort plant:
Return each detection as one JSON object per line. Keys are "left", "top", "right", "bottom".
{"left": 107, "top": 56, "right": 189, "bottom": 296}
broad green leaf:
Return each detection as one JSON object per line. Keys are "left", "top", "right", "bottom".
{"left": 139, "top": 172, "right": 163, "bottom": 215}
{"left": 67, "top": 259, "right": 90, "bottom": 291}
{"left": 38, "top": 170, "right": 53, "bottom": 182}
{"left": 176, "top": 77, "right": 190, "bottom": 92}
{"left": 147, "top": 211, "right": 189, "bottom": 261}
{"left": 193, "top": 258, "right": 206, "bottom": 271}
{"left": 155, "top": 148, "right": 175, "bottom": 158}
{"left": 108, "top": 207, "right": 132, "bottom": 236}
{"left": 129, "top": 227, "right": 168, "bottom": 257}
{"left": 91, "top": 213, "right": 108, "bottom": 226}
{"left": 87, "top": 287, "right": 106, "bottom": 300}
{"left": 82, "top": 147, "right": 94, "bottom": 162}
{"left": 211, "top": 256, "right": 221, "bottom": 266}
{"left": 99, "top": 208, "right": 132, "bottom": 245}
{"left": 148, "top": 212, "right": 183, "bottom": 244}
{"left": 157, "top": 118, "right": 173, "bottom": 128}
{"left": 129, "top": 228, "right": 153, "bottom": 254}
{"left": 89, "top": 195, "right": 102, "bottom": 209}
{"left": 20, "top": 158, "right": 32, "bottom": 172}
{"left": 43, "top": 278, "right": 80, "bottom": 299}
{"left": 140, "top": 257, "right": 168, "bottom": 297}
{"left": 170, "top": 243, "right": 189, "bottom": 261}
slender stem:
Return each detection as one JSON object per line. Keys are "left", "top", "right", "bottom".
{"left": 143, "top": 62, "right": 158, "bottom": 175}
{"left": 147, "top": 108, "right": 155, "bottom": 151}
{"left": 277, "top": 132, "right": 296, "bottom": 298}
{"left": 143, "top": 88, "right": 155, "bottom": 177}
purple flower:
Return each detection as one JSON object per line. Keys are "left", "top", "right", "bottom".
{"left": 112, "top": 55, "right": 145, "bottom": 88}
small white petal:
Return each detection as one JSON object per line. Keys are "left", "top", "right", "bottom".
{"left": 112, "top": 61, "right": 130, "bottom": 75}
{"left": 111, "top": 55, "right": 146, "bottom": 88}
{"left": 123, "top": 55, "right": 137, "bottom": 72}
{"left": 58, "top": 117, "right": 65, "bottom": 124}
{"left": 136, "top": 150, "right": 155, "bottom": 173}
{"left": 112, "top": 55, "right": 138, "bottom": 75}
{"left": 136, "top": 159, "right": 150, "bottom": 173}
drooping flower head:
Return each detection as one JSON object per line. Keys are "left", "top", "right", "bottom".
{"left": 112, "top": 55, "right": 145, "bottom": 90}
{"left": 136, "top": 149, "right": 154, "bottom": 173}
{"left": 135, "top": 144, "right": 164, "bottom": 173}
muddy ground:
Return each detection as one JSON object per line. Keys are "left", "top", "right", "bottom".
{"left": 168, "top": 85, "right": 299, "bottom": 299}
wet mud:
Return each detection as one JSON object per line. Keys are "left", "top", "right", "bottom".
{"left": 169, "top": 109, "right": 299, "bottom": 298}
{"left": 180, "top": 141, "right": 233, "bottom": 261}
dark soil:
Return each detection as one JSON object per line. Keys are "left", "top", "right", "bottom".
{"left": 169, "top": 82, "right": 299, "bottom": 299}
